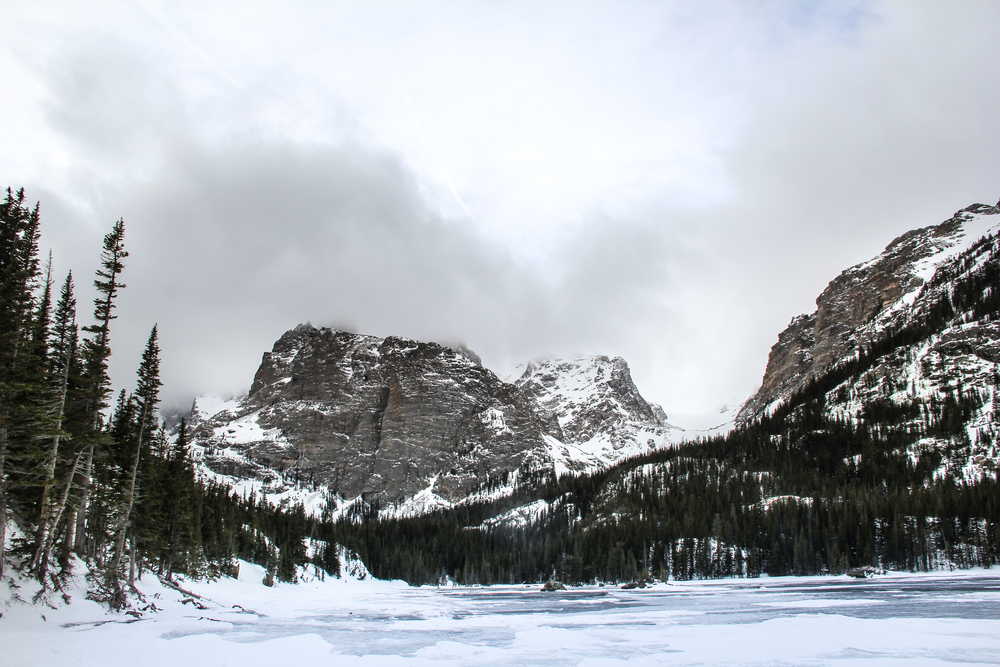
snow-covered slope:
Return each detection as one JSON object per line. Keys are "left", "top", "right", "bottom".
{"left": 514, "top": 355, "right": 684, "bottom": 469}
{"left": 740, "top": 200, "right": 1000, "bottom": 424}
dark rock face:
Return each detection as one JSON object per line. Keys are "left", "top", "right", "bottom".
{"left": 738, "top": 201, "right": 1000, "bottom": 424}
{"left": 743, "top": 313, "right": 816, "bottom": 421}
{"left": 194, "top": 325, "right": 562, "bottom": 504}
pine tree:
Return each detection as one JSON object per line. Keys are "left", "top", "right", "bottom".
{"left": 154, "top": 418, "right": 203, "bottom": 578}
{"left": 30, "top": 269, "right": 73, "bottom": 580}
{"left": 0, "top": 187, "right": 42, "bottom": 580}
{"left": 30, "top": 270, "right": 90, "bottom": 582}
{"left": 3, "top": 254, "right": 55, "bottom": 515}
{"left": 70, "top": 219, "right": 127, "bottom": 557}
{"left": 133, "top": 325, "right": 161, "bottom": 449}
{"left": 105, "top": 325, "right": 160, "bottom": 608}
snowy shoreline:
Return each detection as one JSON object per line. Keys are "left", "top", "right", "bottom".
{"left": 4, "top": 561, "right": 999, "bottom": 666}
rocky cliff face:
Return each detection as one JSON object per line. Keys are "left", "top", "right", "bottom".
{"left": 190, "top": 327, "right": 675, "bottom": 509}
{"left": 738, "top": 199, "right": 1000, "bottom": 426}
{"left": 192, "top": 325, "right": 562, "bottom": 505}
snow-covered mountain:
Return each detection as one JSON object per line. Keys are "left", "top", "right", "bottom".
{"left": 186, "top": 327, "right": 679, "bottom": 514}
{"left": 738, "top": 198, "right": 1000, "bottom": 479}
{"left": 513, "top": 355, "right": 682, "bottom": 468}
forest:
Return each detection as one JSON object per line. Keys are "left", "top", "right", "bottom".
{"left": 2, "top": 186, "right": 998, "bottom": 612}
{"left": 325, "top": 388, "right": 999, "bottom": 585}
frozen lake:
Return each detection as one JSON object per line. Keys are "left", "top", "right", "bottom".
{"left": 5, "top": 564, "right": 1000, "bottom": 666}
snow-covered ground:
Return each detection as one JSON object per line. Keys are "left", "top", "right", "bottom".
{"left": 4, "top": 564, "right": 999, "bottom": 666}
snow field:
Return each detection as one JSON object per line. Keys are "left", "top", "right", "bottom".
{"left": 4, "top": 561, "right": 999, "bottom": 666}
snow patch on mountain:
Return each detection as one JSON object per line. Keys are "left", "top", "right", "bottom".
{"left": 481, "top": 499, "right": 550, "bottom": 529}
{"left": 514, "top": 354, "right": 685, "bottom": 467}
{"left": 191, "top": 393, "right": 243, "bottom": 422}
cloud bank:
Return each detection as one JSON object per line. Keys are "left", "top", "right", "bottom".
{"left": 2, "top": 1, "right": 999, "bottom": 424}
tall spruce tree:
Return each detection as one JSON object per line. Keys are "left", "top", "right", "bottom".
{"left": 163, "top": 418, "right": 201, "bottom": 577}
{"left": 31, "top": 271, "right": 80, "bottom": 580}
{"left": 0, "top": 188, "right": 42, "bottom": 580}
{"left": 71, "top": 219, "right": 127, "bottom": 557}
{"left": 105, "top": 325, "right": 160, "bottom": 608}
{"left": 135, "top": 418, "right": 202, "bottom": 579}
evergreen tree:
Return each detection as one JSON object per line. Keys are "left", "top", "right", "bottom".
{"left": 4, "top": 254, "right": 55, "bottom": 515}
{"left": 106, "top": 325, "right": 160, "bottom": 608}
{"left": 31, "top": 271, "right": 79, "bottom": 580}
{"left": 71, "top": 219, "right": 126, "bottom": 557}
{"left": 0, "top": 187, "right": 42, "bottom": 579}
{"left": 158, "top": 418, "right": 202, "bottom": 577}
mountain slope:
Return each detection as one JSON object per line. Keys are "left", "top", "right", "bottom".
{"left": 514, "top": 355, "right": 681, "bottom": 466}
{"left": 740, "top": 200, "right": 1000, "bottom": 423}
{"left": 737, "top": 198, "right": 1000, "bottom": 479}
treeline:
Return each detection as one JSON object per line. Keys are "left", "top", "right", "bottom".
{"left": 326, "top": 390, "right": 999, "bottom": 585}
{"left": 0, "top": 188, "right": 333, "bottom": 609}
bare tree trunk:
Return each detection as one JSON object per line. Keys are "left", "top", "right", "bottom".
{"left": 128, "top": 537, "right": 136, "bottom": 587}
{"left": 36, "top": 448, "right": 84, "bottom": 580}
{"left": 72, "top": 444, "right": 94, "bottom": 556}
{"left": 31, "top": 436, "right": 61, "bottom": 573}
{"left": 0, "top": 421, "right": 8, "bottom": 581}
{"left": 31, "top": 357, "right": 71, "bottom": 578}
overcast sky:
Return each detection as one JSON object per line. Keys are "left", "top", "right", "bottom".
{"left": 2, "top": 1, "right": 999, "bottom": 426}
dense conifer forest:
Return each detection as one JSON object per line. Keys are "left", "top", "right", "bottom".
{"left": 326, "top": 392, "right": 999, "bottom": 585}
{"left": 2, "top": 186, "right": 998, "bottom": 608}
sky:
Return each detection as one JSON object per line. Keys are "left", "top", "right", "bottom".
{"left": 2, "top": 1, "right": 1000, "bottom": 426}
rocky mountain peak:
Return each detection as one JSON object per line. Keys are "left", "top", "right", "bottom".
{"left": 189, "top": 328, "right": 682, "bottom": 512}
{"left": 738, "top": 199, "right": 1000, "bottom": 424}
{"left": 514, "top": 354, "right": 679, "bottom": 458}
{"left": 194, "top": 324, "right": 561, "bottom": 506}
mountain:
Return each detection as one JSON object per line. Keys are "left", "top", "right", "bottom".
{"left": 737, "top": 198, "right": 1000, "bottom": 477}
{"left": 513, "top": 355, "right": 680, "bottom": 467}
{"left": 740, "top": 202, "right": 1000, "bottom": 418}
{"left": 188, "top": 326, "right": 674, "bottom": 511}
{"left": 191, "top": 325, "right": 559, "bottom": 508}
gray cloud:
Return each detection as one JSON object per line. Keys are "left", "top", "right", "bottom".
{"left": 7, "top": 1, "right": 1000, "bottom": 424}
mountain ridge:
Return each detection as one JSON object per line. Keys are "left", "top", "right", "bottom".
{"left": 739, "top": 199, "right": 1000, "bottom": 427}
{"left": 187, "top": 326, "right": 677, "bottom": 513}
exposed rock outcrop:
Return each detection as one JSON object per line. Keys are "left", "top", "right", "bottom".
{"left": 738, "top": 200, "right": 1000, "bottom": 424}
{"left": 194, "top": 325, "right": 562, "bottom": 505}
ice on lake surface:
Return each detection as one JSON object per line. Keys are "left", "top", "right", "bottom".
{"left": 5, "top": 563, "right": 1000, "bottom": 666}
